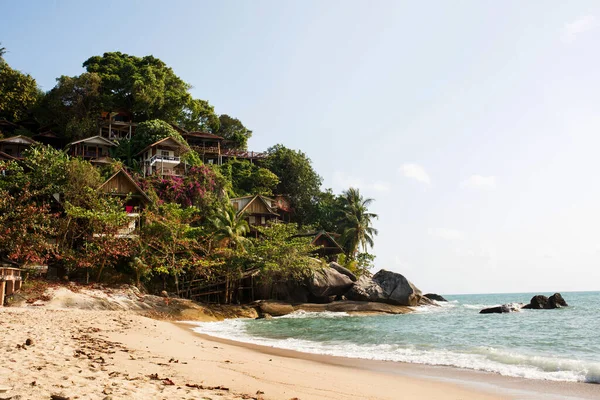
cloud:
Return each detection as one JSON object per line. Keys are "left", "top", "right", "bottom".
{"left": 562, "top": 15, "right": 596, "bottom": 43}
{"left": 460, "top": 175, "right": 496, "bottom": 189}
{"left": 428, "top": 228, "right": 466, "bottom": 241}
{"left": 399, "top": 163, "right": 431, "bottom": 185}
{"left": 332, "top": 171, "right": 391, "bottom": 192}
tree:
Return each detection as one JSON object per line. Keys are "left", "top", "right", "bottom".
{"left": 338, "top": 188, "right": 378, "bottom": 258}
{"left": 130, "top": 119, "right": 188, "bottom": 156}
{"left": 208, "top": 206, "right": 251, "bottom": 252}
{"left": 217, "top": 114, "right": 252, "bottom": 150}
{"left": 0, "top": 59, "right": 40, "bottom": 122}
{"left": 179, "top": 99, "right": 220, "bottom": 133}
{"left": 0, "top": 187, "right": 57, "bottom": 265}
{"left": 0, "top": 43, "right": 6, "bottom": 61}
{"left": 264, "top": 144, "right": 323, "bottom": 225}
{"left": 220, "top": 159, "right": 279, "bottom": 197}
{"left": 40, "top": 73, "right": 103, "bottom": 140}
{"left": 83, "top": 52, "right": 217, "bottom": 127}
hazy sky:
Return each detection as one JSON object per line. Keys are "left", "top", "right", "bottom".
{"left": 3, "top": 1, "right": 600, "bottom": 294}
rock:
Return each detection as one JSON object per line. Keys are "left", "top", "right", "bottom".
{"left": 549, "top": 293, "right": 568, "bottom": 308}
{"left": 329, "top": 262, "right": 357, "bottom": 282}
{"left": 345, "top": 275, "right": 388, "bottom": 302}
{"left": 307, "top": 268, "right": 354, "bottom": 300}
{"left": 372, "top": 270, "right": 422, "bottom": 306}
{"left": 418, "top": 296, "right": 437, "bottom": 306}
{"left": 256, "top": 313, "right": 273, "bottom": 320}
{"left": 523, "top": 293, "right": 568, "bottom": 309}
{"left": 255, "top": 301, "right": 295, "bottom": 317}
{"left": 480, "top": 303, "right": 523, "bottom": 314}
{"left": 160, "top": 290, "right": 169, "bottom": 298}
{"left": 25, "top": 338, "right": 33, "bottom": 346}
{"left": 522, "top": 295, "right": 548, "bottom": 309}
{"left": 424, "top": 293, "right": 447, "bottom": 302}
{"left": 269, "top": 281, "right": 310, "bottom": 303}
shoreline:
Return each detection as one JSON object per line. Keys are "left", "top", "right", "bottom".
{"left": 181, "top": 323, "right": 600, "bottom": 400}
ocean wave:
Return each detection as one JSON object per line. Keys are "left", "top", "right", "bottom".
{"left": 187, "top": 319, "right": 600, "bottom": 383}
{"left": 276, "top": 310, "right": 352, "bottom": 319}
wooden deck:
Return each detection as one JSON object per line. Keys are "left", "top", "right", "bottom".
{"left": 0, "top": 267, "right": 22, "bottom": 306}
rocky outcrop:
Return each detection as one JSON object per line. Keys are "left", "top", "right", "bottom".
{"left": 307, "top": 267, "right": 354, "bottom": 301}
{"left": 329, "top": 262, "right": 357, "bottom": 282}
{"left": 372, "top": 270, "right": 422, "bottom": 306}
{"left": 480, "top": 303, "right": 523, "bottom": 314}
{"left": 346, "top": 275, "right": 388, "bottom": 302}
{"left": 424, "top": 293, "right": 447, "bottom": 302}
{"left": 522, "top": 293, "right": 568, "bottom": 309}
{"left": 254, "top": 300, "right": 412, "bottom": 316}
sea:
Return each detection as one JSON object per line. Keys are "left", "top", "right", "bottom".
{"left": 187, "top": 291, "right": 600, "bottom": 384}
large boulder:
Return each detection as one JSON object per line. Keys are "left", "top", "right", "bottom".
{"left": 372, "top": 270, "right": 422, "bottom": 306}
{"left": 424, "top": 293, "right": 447, "bottom": 302}
{"left": 480, "top": 303, "right": 523, "bottom": 314}
{"left": 307, "top": 267, "right": 354, "bottom": 300}
{"left": 346, "top": 275, "right": 388, "bottom": 302}
{"left": 329, "top": 262, "right": 357, "bottom": 282}
{"left": 522, "top": 293, "right": 568, "bottom": 309}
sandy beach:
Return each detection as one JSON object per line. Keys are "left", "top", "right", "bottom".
{"left": 0, "top": 305, "right": 597, "bottom": 400}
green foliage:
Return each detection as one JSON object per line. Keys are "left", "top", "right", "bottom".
{"left": 179, "top": 98, "right": 220, "bottom": 133}
{"left": 264, "top": 144, "right": 323, "bottom": 225}
{"left": 217, "top": 114, "right": 252, "bottom": 150}
{"left": 338, "top": 188, "right": 378, "bottom": 258}
{"left": 249, "top": 222, "right": 319, "bottom": 283}
{"left": 338, "top": 252, "right": 376, "bottom": 277}
{"left": 40, "top": 73, "right": 103, "bottom": 140}
{"left": 18, "top": 144, "right": 70, "bottom": 199}
{"left": 208, "top": 206, "right": 251, "bottom": 252}
{"left": 221, "top": 159, "right": 279, "bottom": 197}
{"left": 130, "top": 119, "right": 188, "bottom": 156}
{"left": 0, "top": 60, "right": 40, "bottom": 122}
{"left": 309, "top": 189, "right": 345, "bottom": 232}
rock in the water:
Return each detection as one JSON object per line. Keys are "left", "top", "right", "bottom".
{"left": 329, "top": 262, "right": 357, "bottom": 282}
{"left": 522, "top": 293, "right": 568, "bottom": 310}
{"left": 307, "top": 267, "right": 354, "bottom": 300}
{"left": 549, "top": 293, "right": 568, "bottom": 308}
{"left": 372, "top": 270, "right": 422, "bottom": 306}
{"left": 424, "top": 293, "right": 447, "bottom": 302}
{"left": 522, "top": 295, "right": 548, "bottom": 309}
{"left": 256, "top": 301, "right": 295, "bottom": 317}
{"left": 345, "top": 275, "right": 388, "bottom": 302}
{"left": 480, "top": 303, "right": 523, "bottom": 314}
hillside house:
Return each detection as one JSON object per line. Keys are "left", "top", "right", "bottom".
{"left": 0, "top": 135, "right": 37, "bottom": 160}
{"left": 99, "top": 169, "right": 151, "bottom": 237}
{"left": 182, "top": 131, "right": 224, "bottom": 165}
{"left": 67, "top": 136, "right": 117, "bottom": 165}
{"left": 99, "top": 111, "right": 137, "bottom": 140}
{"left": 137, "top": 137, "right": 188, "bottom": 177}
{"left": 230, "top": 195, "right": 281, "bottom": 229}
{"left": 294, "top": 230, "right": 345, "bottom": 261}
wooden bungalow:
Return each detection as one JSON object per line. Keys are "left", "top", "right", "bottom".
{"left": 32, "top": 130, "right": 63, "bottom": 149}
{"left": 230, "top": 195, "right": 281, "bottom": 229}
{"left": 136, "top": 136, "right": 188, "bottom": 177}
{"left": 0, "top": 119, "right": 20, "bottom": 136}
{"left": 99, "top": 169, "right": 151, "bottom": 237}
{"left": 182, "top": 131, "right": 224, "bottom": 165}
{"left": 67, "top": 136, "right": 117, "bottom": 164}
{"left": 291, "top": 230, "right": 344, "bottom": 261}
{"left": 0, "top": 135, "right": 37, "bottom": 160}
{"left": 99, "top": 111, "right": 137, "bottom": 140}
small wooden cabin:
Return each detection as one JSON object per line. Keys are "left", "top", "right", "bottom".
{"left": 67, "top": 136, "right": 117, "bottom": 164}
{"left": 230, "top": 195, "right": 281, "bottom": 228}
{"left": 0, "top": 135, "right": 37, "bottom": 160}
{"left": 99, "top": 111, "right": 137, "bottom": 140}
{"left": 182, "top": 131, "right": 224, "bottom": 165}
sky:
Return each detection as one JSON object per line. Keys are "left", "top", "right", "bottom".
{"left": 2, "top": 1, "right": 600, "bottom": 294}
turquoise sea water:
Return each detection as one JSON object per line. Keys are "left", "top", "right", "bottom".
{"left": 189, "top": 291, "right": 600, "bottom": 383}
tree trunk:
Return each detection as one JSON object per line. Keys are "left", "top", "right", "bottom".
{"left": 96, "top": 259, "right": 107, "bottom": 282}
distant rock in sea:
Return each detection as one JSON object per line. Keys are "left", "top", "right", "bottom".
{"left": 522, "top": 293, "right": 568, "bottom": 309}
{"left": 479, "top": 303, "right": 524, "bottom": 314}
{"left": 424, "top": 293, "right": 447, "bottom": 302}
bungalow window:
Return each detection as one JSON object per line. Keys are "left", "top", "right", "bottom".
{"left": 249, "top": 216, "right": 256, "bottom": 225}
{"left": 161, "top": 150, "right": 169, "bottom": 157}
{"left": 261, "top": 216, "right": 266, "bottom": 225}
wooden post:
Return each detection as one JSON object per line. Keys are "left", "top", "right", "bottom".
{"left": 0, "top": 281, "right": 5, "bottom": 307}
{"left": 5, "top": 280, "right": 14, "bottom": 296}
{"left": 14, "top": 280, "right": 21, "bottom": 291}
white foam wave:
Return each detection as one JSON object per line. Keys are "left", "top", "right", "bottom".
{"left": 462, "top": 304, "right": 501, "bottom": 310}
{"left": 276, "top": 310, "right": 352, "bottom": 319}
{"left": 187, "top": 319, "right": 600, "bottom": 383}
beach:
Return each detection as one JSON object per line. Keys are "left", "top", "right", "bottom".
{"left": 1, "top": 306, "right": 598, "bottom": 400}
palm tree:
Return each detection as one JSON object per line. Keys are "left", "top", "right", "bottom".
{"left": 339, "top": 188, "right": 378, "bottom": 258}
{"left": 209, "top": 206, "right": 251, "bottom": 252}
{"left": 0, "top": 43, "right": 6, "bottom": 63}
